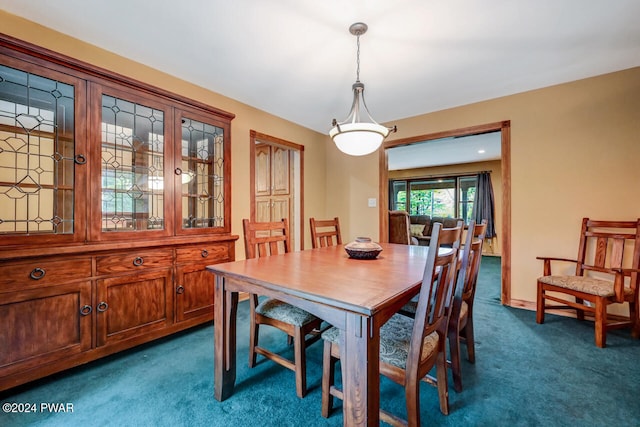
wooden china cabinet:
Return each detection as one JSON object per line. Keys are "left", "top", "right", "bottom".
{"left": 0, "top": 35, "right": 237, "bottom": 392}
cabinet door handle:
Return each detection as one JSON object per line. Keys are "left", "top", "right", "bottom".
{"left": 97, "top": 301, "right": 109, "bottom": 312}
{"left": 80, "top": 305, "right": 92, "bottom": 316}
{"left": 29, "top": 267, "right": 46, "bottom": 280}
{"left": 74, "top": 154, "right": 87, "bottom": 165}
{"left": 201, "top": 249, "right": 208, "bottom": 258}
{"left": 176, "top": 285, "right": 185, "bottom": 294}
{"left": 174, "top": 167, "right": 183, "bottom": 176}
{"left": 133, "top": 256, "right": 144, "bottom": 266}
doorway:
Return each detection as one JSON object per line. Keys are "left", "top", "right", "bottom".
{"left": 249, "top": 130, "right": 304, "bottom": 251}
{"left": 378, "top": 121, "right": 511, "bottom": 305}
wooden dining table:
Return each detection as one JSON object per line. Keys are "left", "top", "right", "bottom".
{"left": 207, "top": 242, "right": 433, "bottom": 426}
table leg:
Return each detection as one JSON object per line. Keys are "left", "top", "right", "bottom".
{"left": 340, "top": 313, "right": 380, "bottom": 427}
{"left": 214, "top": 275, "right": 238, "bottom": 401}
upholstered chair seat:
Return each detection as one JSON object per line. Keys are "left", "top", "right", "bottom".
{"left": 322, "top": 315, "right": 439, "bottom": 371}
{"left": 256, "top": 298, "right": 320, "bottom": 326}
{"left": 538, "top": 275, "right": 633, "bottom": 298}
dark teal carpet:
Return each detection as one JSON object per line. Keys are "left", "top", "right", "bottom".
{"left": 2, "top": 256, "right": 640, "bottom": 426}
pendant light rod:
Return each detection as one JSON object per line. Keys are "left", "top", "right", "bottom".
{"left": 350, "top": 22, "right": 367, "bottom": 82}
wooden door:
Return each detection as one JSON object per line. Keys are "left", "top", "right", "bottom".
{"left": 255, "top": 144, "right": 272, "bottom": 198}
{"left": 96, "top": 269, "right": 173, "bottom": 347}
{"left": 175, "top": 264, "right": 214, "bottom": 322}
{"left": 0, "top": 282, "right": 92, "bottom": 377}
{"left": 251, "top": 131, "right": 303, "bottom": 250}
{"left": 254, "top": 144, "right": 293, "bottom": 224}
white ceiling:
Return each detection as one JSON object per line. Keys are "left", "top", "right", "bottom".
{"left": 387, "top": 132, "right": 501, "bottom": 171}
{"left": 1, "top": 1, "right": 639, "bottom": 143}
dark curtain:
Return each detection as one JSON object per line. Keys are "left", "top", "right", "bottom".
{"left": 472, "top": 172, "right": 496, "bottom": 238}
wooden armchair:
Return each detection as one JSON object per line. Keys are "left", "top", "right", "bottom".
{"left": 310, "top": 217, "right": 342, "bottom": 248}
{"left": 242, "top": 218, "right": 324, "bottom": 397}
{"left": 448, "top": 219, "right": 487, "bottom": 392}
{"left": 536, "top": 218, "right": 640, "bottom": 348}
{"left": 321, "top": 223, "right": 461, "bottom": 425}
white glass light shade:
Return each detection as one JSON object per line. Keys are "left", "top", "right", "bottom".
{"left": 181, "top": 170, "right": 195, "bottom": 184}
{"left": 330, "top": 122, "right": 389, "bottom": 156}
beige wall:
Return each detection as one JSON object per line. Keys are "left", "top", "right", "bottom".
{"left": 0, "top": 11, "right": 328, "bottom": 257}
{"left": 327, "top": 66, "right": 640, "bottom": 311}
{"left": 389, "top": 159, "right": 503, "bottom": 256}
{"left": 3, "top": 11, "right": 640, "bottom": 312}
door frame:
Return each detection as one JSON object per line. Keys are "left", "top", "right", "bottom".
{"left": 249, "top": 130, "right": 305, "bottom": 250}
{"left": 378, "top": 121, "right": 511, "bottom": 305}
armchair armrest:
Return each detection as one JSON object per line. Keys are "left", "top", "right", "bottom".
{"left": 536, "top": 256, "right": 578, "bottom": 276}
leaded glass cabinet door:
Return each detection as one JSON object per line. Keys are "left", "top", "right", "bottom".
{"left": 90, "top": 84, "right": 173, "bottom": 240}
{"left": 0, "top": 58, "right": 87, "bottom": 245}
{"left": 175, "top": 108, "right": 230, "bottom": 235}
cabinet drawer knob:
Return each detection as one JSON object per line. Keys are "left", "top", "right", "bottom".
{"left": 29, "top": 267, "right": 46, "bottom": 280}
{"left": 201, "top": 249, "right": 209, "bottom": 258}
{"left": 97, "top": 301, "right": 108, "bottom": 312}
{"left": 80, "top": 305, "right": 92, "bottom": 316}
{"left": 176, "top": 285, "right": 185, "bottom": 294}
{"left": 133, "top": 256, "right": 144, "bottom": 266}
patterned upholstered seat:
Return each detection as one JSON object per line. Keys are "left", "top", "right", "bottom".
{"left": 256, "top": 298, "right": 319, "bottom": 327}
{"left": 538, "top": 276, "right": 633, "bottom": 298}
{"left": 322, "top": 314, "right": 439, "bottom": 370}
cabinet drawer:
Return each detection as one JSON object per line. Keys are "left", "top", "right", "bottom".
{"left": 96, "top": 249, "right": 174, "bottom": 275}
{"left": 0, "top": 258, "right": 92, "bottom": 291}
{"left": 175, "top": 244, "right": 231, "bottom": 264}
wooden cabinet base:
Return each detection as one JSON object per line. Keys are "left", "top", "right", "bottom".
{"left": 0, "top": 315, "right": 212, "bottom": 394}
{"left": 0, "top": 237, "right": 236, "bottom": 394}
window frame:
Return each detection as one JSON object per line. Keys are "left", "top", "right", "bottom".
{"left": 389, "top": 174, "right": 478, "bottom": 224}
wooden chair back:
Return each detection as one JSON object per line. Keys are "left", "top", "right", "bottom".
{"left": 388, "top": 210, "right": 413, "bottom": 245}
{"left": 442, "top": 220, "right": 465, "bottom": 309}
{"left": 575, "top": 218, "right": 640, "bottom": 302}
{"left": 411, "top": 222, "right": 461, "bottom": 350}
{"left": 309, "top": 217, "right": 342, "bottom": 248}
{"left": 458, "top": 219, "right": 488, "bottom": 302}
{"left": 243, "top": 218, "right": 290, "bottom": 259}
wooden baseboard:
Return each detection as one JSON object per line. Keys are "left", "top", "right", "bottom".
{"left": 508, "top": 298, "right": 629, "bottom": 322}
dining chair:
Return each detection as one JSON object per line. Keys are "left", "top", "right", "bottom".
{"left": 399, "top": 220, "right": 464, "bottom": 316}
{"left": 310, "top": 217, "right": 342, "bottom": 248}
{"left": 447, "top": 219, "right": 487, "bottom": 392}
{"left": 536, "top": 218, "right": 640, "bottom": 348}
{"left": 320, "top": 222, "right": 461, "bottom": 425}
{"left": 389, "top": 210, "right": 418, "bottom": 245}
{"left": 242, "top": 218, "right": 324, "bottom": 397}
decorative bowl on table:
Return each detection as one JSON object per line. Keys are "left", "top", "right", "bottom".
{"left": 344, "top": 237, "right": 383, "bottom": 260}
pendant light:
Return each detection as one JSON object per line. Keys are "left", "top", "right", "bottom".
{"left": 330, "top": 22, "right": 397, "bottom": 156}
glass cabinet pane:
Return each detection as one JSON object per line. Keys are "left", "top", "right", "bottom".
{"left": 100, "top": 95, "right": 164, "bottom": 231}
{"left": 0, "top": 64, "right": 75, "bottom": 235}
{"left": 180, "top": 118, "right": 225, "bottom": 229}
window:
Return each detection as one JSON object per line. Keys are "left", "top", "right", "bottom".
{"left": 390, "top": 175, "right": 478, "bottom": 224}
